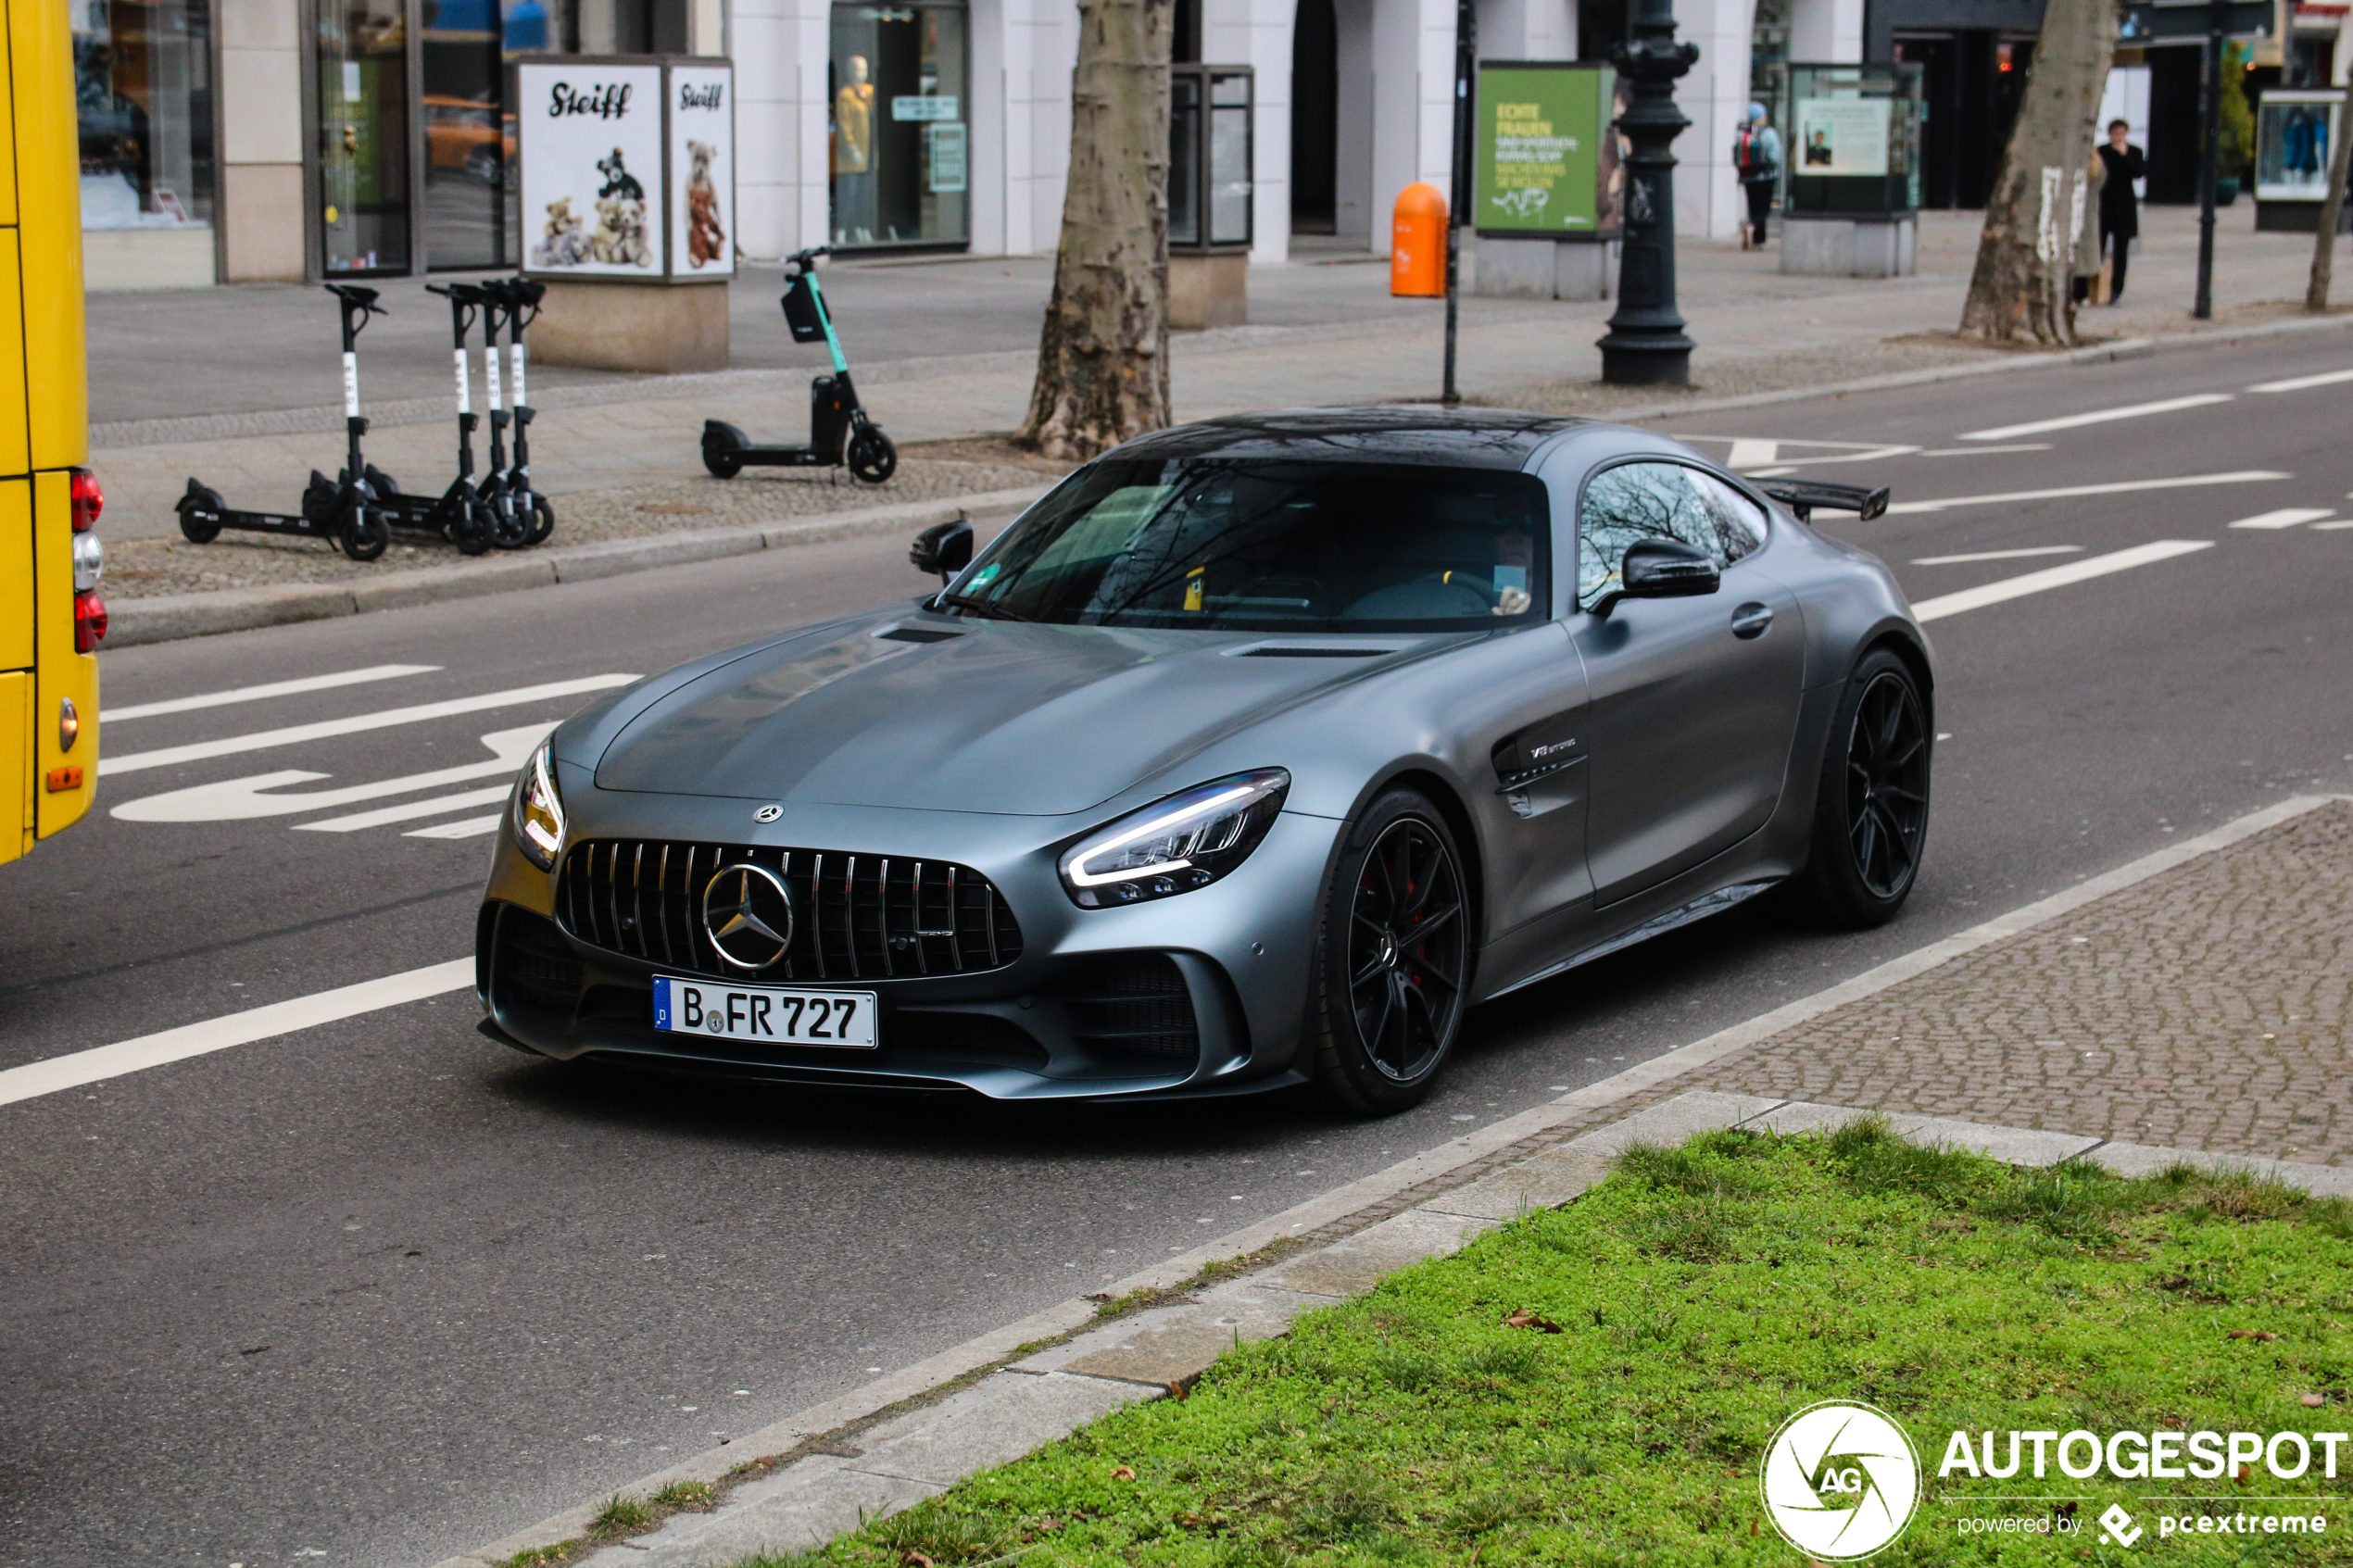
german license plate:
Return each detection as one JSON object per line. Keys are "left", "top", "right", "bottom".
{"left": 652, "top": 976, "right": 878, "bottom": 1049}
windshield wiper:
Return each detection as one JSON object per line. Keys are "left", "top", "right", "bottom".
{"left": 935, "top": 592, "right": 1035, "bottom": 623}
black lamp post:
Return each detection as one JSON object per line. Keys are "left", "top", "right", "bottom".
{"left": 1597, "top": 0, "right": 1700, "bottom": 384}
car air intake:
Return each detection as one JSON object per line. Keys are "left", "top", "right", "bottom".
{"left": 494, "top": 905, "right": 585, "bottom": 1013}
{"left": 1068, "top": 952, "right": 1200, "bottom": 1063}
{"left": 557, "top": 840, "right": 1023, "bottom": 981}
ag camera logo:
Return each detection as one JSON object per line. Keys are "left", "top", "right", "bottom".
{"left": 1761, "top": 1400, "right": 1922, "bottom": 1560}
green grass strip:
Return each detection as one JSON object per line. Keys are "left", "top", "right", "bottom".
{"left": 734, "top": 1119, "right": 2353, "bottom": 1565}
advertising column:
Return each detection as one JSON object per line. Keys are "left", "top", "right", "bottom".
{"left": 1470, "top": 62, "right": 1620, "bottom": 301}
{"left": 516, "top": 56, "right": 736, "bottom": 372}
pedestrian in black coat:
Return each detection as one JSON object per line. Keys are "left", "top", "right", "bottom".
{"left": 2097, "top": 119, "right": 2145, "bottom": 303}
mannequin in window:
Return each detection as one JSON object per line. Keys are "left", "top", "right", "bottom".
{"left": 834, "top": 54, "right": 875, "bottom": 243}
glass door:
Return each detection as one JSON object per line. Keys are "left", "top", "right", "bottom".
{"left": 422, "top": 0, "right": 508, "bottom": 268}
{"left": 318, "top": 0, "right": 413, "bottom": 273}
{"left": 829, "top": 2, "right": 968, "bottom": 248}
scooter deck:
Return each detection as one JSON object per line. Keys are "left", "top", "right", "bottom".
{"left": 721, "top": 445, "right": 839, "bottom": 468}
{"left": 183, "top": 505, "right": 343, "bottom": 541}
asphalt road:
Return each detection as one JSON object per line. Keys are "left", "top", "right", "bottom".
{"left": 6, "top": 333, "right": 2353, "bottom": 1568}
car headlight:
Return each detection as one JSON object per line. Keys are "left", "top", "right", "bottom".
{"left": 513, "top": 740, "right": 567, "bottom": 870}
{"left": 1059, "top": 769, "right": 1290, "bottom": 908}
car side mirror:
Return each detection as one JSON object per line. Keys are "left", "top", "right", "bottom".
{"left": 1592, "top": 538, "right": 1720, "bottom": 617}
{"left": 911, "top": 519, "right": 973, "bottom": 584}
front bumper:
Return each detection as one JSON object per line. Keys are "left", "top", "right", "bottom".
{"left": 475, "top": 785, "right": 1340, "bottom": 1100}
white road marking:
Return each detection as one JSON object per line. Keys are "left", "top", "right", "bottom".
{"left": 1727, "top": 438, "right": 1780, "bottom": 469}
{"left": 406, "top": 815, "right": 504, "bottom": 840}
{"left": 0, "top": 960, "right": 474, "bottom": 1110}
{"left": 1885, "top": 470, "right": 2286, "bottom": 515}
{"left": 2227, "top": 508, "right": 2334, "bottom": 531}
{"left": 1958, "top": 393, "right": 2234, "bottom": 441}
{"left": 99, "top": 674, "right": 635, "bottom": 778}
{"left": 114, "top": 724, "right": 550, "bottom": 822}
{"left": 1909, "top": 540, "right": 2214, "bottom": 622}
{"left": 1915, "top": 444, "right": 2053, "bottom": 457}
{"left": 1911, "top": 546, "right": 2083, "bottom": 566}
{"left": 296, "top": 784, "right": 515, "bottom": 833}
{"left": 2248, "top": 368, "right": 2353, "bottom": 393}
{"left": 102, "top": 665, "right": 441, "bottom": 723}
{"left": 2313, "top": 521, "right": 2353, "bottom": 531}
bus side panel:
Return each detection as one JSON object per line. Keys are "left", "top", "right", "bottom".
{"left": 0, "top": 0, "right": 18, "bottom": 226}
{"left": 0, "top": 670, "right": 24, "bottom": 863}
{"left": 0, "top": 477, "right": 26, "bottom": 669}
{"left": 0, "top": 229, "right": 28, "bottom": 477}
{"left": 32, "top": 470, "right": 92, "bottom": 837}
{"left": 9, "top": 0, "right": 82, "bottom": 470}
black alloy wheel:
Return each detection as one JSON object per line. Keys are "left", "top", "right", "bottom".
{"left": 1311, "top": 789, "right": 1470, "bottom": 1114}
{"left": 1788, "top": 646, "right": 1931, "bottom": 927}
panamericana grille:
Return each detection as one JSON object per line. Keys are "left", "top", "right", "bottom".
{"left": 557, "top": 839, "right": 1023, "bottom": 980}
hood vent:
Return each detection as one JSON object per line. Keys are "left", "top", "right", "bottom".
{"left": 876, "top": 625, "right": 963, "bottom": 645}
{"left": 1235, "top": 645, "right": 1396, "bottom": 659}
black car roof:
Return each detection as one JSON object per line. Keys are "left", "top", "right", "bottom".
{"left": 1110, "top": 406, "right": 1592, "bottom": 470}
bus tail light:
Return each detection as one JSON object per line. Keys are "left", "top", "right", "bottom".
{"left": 69, "top": 467, "right": 103, "bottom": 531}
{"left": 75, "top": 591, "right": 107, "bottom": 652}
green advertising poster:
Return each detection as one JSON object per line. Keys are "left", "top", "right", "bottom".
{"left": 1475, "top": 63, "right": 1617, "bottom": 237}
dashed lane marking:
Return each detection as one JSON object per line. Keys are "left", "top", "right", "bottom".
{"left": 1909, "top": 540, "right": 2214, "bottom": 623}
{"left": 297, "top": 784, "right": 515, "bottom": 834}
{"left": 2248, "top": 368, "right": 2353, "bottom": 394}
{"left": 1911, "top": 546, "right": 2083, "bottom": 566}
{"left": 102, "top": 665, "right": 441, "bottom": 723}
{"left": 0, "top": 960, "right": 475, "bottom": 1110}
{"left": 98, "top": 674, "right": 637, "bottom": 778}
{"left": 2227, "top": 508, "right": 2335, "bottom": 531}
{"left": 405, "top": 815, "right": 505, "bottom": 840}
{"left": 1958, "top": 393, "right": 2234, "bottom": 442}
{"left": 1914, "top": 444, "right": 2053, "bottom": 457}
{"left": 1884, "top": 470, "right": 2286, "bottom": 515}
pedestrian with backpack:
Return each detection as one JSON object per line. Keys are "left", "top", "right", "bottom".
{"left": 1734, "top": 103, "right": 1782, "bottom": 249}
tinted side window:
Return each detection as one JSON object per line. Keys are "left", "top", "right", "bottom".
{"left": 1578, "top": 461, "right": 1769, "bottom": 610}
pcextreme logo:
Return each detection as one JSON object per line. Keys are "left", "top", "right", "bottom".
{"left": 1760, "top": 1400, "right": 1923, "bottom": 1561}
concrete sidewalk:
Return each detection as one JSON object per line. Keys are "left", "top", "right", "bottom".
{"left": 91, "top": 207, "right": 2347, "bottom": 544}
{"left": 435, "top": 791, "right": 2353, "bottom": 1568}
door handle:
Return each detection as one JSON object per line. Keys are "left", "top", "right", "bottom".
{"left": 1730, "top": 601, "right": 1774, "bottom": 639}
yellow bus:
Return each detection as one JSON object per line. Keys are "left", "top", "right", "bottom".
{"left": 2, "top": 0, "right": 103, "bottom": 868}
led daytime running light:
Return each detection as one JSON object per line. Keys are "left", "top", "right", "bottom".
{"left": 514, "top": 741, "right": 567, "bottom": 869}
{"left": 1059, "top": 769, "right": 1290, "bottom": 909}
{"left": 1064, "top": 784, "right": 1257, "bottom": 888}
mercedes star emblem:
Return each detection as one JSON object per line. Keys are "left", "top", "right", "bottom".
{"left": 753, "top": 804, "right": 783, "bottom": 823}
{"left": 700, "top": 862, "right": 795, "bottom": 971}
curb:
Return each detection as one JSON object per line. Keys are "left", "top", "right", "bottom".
{"left": 100, "top": 485, "right": 1051, "bottom": 650}
{"left": 427, "top": 791, "right": 2348, "bottom": 1568}
{"left": 1600, "top": 308, "right": 2353, "bottom": 425}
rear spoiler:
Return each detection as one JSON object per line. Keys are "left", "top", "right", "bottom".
{"left": 1755, "top": 479, "right": 1891, "bottom": 523}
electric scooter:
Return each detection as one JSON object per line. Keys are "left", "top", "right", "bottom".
{"left": 360, "top": 282, "right": 496, "bottom": 555}
{"left": 178, "top": 284, "right": 393, "bottom": 562}
{"left": 701, "top": 246, "right": 897, "bottom": 483}
{"left": 489, "top": 277, "right": 555, "bottom": 546}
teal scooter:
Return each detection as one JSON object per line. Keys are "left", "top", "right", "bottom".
{"left": 700, "top": 246, "right": 897, "bottom": 483}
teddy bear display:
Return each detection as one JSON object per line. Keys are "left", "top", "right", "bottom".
{"left": 591, "top": 194, "right": 653, "bottom": 268}
{"left": 685, "top": 138, "right": 726, "bottom": 269}
{"left": 528, "top": 196, "right": 590, "bottom": 267}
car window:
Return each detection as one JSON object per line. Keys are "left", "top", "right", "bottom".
{"left": 950, "top": 460, "right": 1548, "bottom": 631}
{"left": 1577, "top": 460, "right": 1769, "bottom": 610}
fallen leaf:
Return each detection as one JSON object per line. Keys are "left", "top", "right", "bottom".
{"left": 1504, "top": 1308, "right": 1564, "bottom": 1334}
{"left": 1112, "top": 1464, "right": 1137, "bottom": 1481}
{"left": 900, "top": 1553, "right": 933, "bottom": 1568}
{"left": 2305, "top": 1392, "right": 2329, "bottom": 1407}
{"left": 2159, "top": 1418, "right": 2185, "bottom": 1430}
{"left": 2226, "top": 1329, "right": 2282, "bottom": 1342}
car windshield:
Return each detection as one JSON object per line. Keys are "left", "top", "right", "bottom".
{"left": 944, "top": 459, "right": 1550, "bottom": 631}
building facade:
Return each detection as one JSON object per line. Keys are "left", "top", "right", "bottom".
{"left": 77, "top": 0, "right": 1865, "bottom": 290}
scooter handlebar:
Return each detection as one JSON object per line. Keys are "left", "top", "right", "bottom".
{"left": 785, "top": 245, "right": 832, "bottom": 273}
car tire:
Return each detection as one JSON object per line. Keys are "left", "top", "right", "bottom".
{"left": 1786, "top": 646, "right": 1931, "bottom": 928}
{"left": 1307, "top": 787, "right": 1471, "bottom": 1116}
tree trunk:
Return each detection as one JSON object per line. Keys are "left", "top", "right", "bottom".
{"left": 1957, "top": 0, "right": 2118, "bottom": 346}
{"left": 1014, "top": 0, "right": 1174, "bottom": 460}
{"left": 2308, "top": 88, "right": 2353, "bottom": 310}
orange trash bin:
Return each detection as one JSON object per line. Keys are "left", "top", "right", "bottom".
{"left": 1390, "top": 182, "right": 1448, "bottom": 297}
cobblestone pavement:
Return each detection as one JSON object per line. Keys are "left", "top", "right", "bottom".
{"left": 1682, "top": 800, "right": 2353, "bottom": 1165}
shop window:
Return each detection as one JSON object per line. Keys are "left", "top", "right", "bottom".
{"left": 75, "top": 0, "right": 215, "bottom": 234}
{"left": 830, "top": 2, "right": 969, "bottom": 249}
{"left": 423, "top": 0, "right": 510, "bottom": 270}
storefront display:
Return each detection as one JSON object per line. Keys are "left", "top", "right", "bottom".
{"left": 76, "top": 0, "right": 215, "bottom": 270}
{"left": 517, "top": 59, "right": 667, "bottom": 275}
{"left": 1471, "top": 62, "right": 1617, "bottom": 239}
{"left": 422, "top": 0, "right": 512, "bottom": 270}
{"left": 1172, "top": 65, "right": 1254, "bottom": 249}
{"left": 829, "top": 1, "right": 968, "bottom": 249}
{"left": 1781, "top": 63, "right": 1922, "bottom": 216}
{"left": 318, "top": 0, "right": 414, "bottom": 274}
{"left": 669, "top": 62, "right": 736, "bottom": 273}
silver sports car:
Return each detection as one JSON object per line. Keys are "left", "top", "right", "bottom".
{"left": 476, "top": 408, "right": 1931, "bottom": 1114}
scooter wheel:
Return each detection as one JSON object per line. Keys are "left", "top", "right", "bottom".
{"left": 177, "top": 481, "right": 224, "bottom": 544}
{"left": 340, "top": 503, "right": 390, "bottom": 562}
{"left": 703, "top": 449, "right": 744, "bottom": 479}
{"left": 848, "top": 427, "right": 898, "bottom": 485}
{"left": 488, "top": 496, "right": 533, "bottom": 550}
{"left": 452, "top": 499, "right": 494, "bottom": 557}
{"left": 525, "top": 494, "right": 556, "bottom": 547}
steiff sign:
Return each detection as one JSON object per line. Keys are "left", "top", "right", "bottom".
{"left": 1474, "top": 62, "right": 1618, "bottom": 239}
{"left": 514, "top": 56, "right": 736, "bottom": 283}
